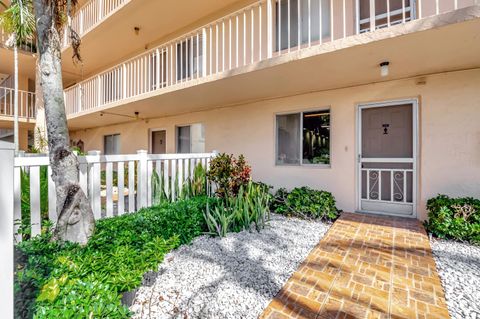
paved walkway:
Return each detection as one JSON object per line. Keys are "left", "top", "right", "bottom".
{"left": 260, "top": 213, "right": 450, "bottom": 319}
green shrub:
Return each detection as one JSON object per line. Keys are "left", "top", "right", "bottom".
{"left": 15, "top": 196, "right": 212, "bottom": 319}
{"left": 207, "top": 153, "right": 251, "bottom": 197}
{"left": 204, "top": 181, "right": 271, "bottom": 237}
{"left": 424, "top": 195, "right": 480, "bottom": 243}
{"left": 271, "top": 187, "right": 339, "bottom": 221}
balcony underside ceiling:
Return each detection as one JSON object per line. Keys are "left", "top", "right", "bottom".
{"left": 0, "top": 47, "right": 36, "bottom": 80}
{"left": 0, "top": 117, "right": 35, "bottom": 129}
{"left": 62, "top": 0, "right": 255, "bottom": 86}
{"left": 65, "top": 7, "right": 478, "bottom": 130}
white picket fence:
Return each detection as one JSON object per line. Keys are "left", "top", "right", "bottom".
{"left": 13, "top": 150, "right": 216, "bottom": 242}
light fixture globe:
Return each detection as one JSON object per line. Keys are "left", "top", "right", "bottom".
{"left": 380, "top": 61, "right": 390, "bottom": 77}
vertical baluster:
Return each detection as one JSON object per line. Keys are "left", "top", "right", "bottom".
{"left": 147, "top": 160, "right": 152, "bottom": 207}
{"left": 308, "top": 0, "right": 311, "bottom": 46}
{"left": 209, "top": 26, "right": 213, "bottom": 75}
{"left": 454, "top": 0, "right": 458, "bottom": 10}
{"left": 243, "top": 11, "right": 247, "bottom": 65}
{"left": 436, "top": 0, "right": 439, "bottom": 15}
{"left": 222, "top": 21, "right": 225, "bottom": 71}
{"left": 259, "top": 4, "right": 262, "bottom": 59}
{"left": 379, "top": 170, "right": 382, "bottom": 201}
{"left": 117, "top": 162, "right": 124, "bottom": 215}
{"left": 202, "top": 29, "right": 207, "bottom": 77}
{"left": 90, "top": 154, "right": 101, "bottom": 219}
{"left": 297, "top": 0, "right": 300, "bottom": 50}
{"left": 163, "top": 159, "right": 170, "bottom": 201}
{"left": 402, "top": 0, "right": 406, "bottom": 23}
{"left": 171, "top": 159, "right": 177, "bottom": 201}
{"left": 216, "top": 24, "right": 219, "bottom": 73}
{"left": 178, "top": 159, "right": 184, "bottom": 197}
{"left": 251, "top": 7, "right": 255, "bottom": 62}
{"left": 343, "top": 0, "right": 346, "bottom": 38}
{"left": 14, "top": 166, "right": 21, "bottom": 242}
{"left": 106, "top": 162, "right": 113, "bottom": 217}
{"left": 387, "top": 0, "right": 391, "bottom": 27}
{"left": 279, "top": 0, "right": 282, "bottom": 52}
{"left": 196, "top": 33, "right": 200, "bottom": 78}
{"left": 390, "top": 170, "right": 394, "bottom": 202}
{"left": 170, "top": 44, "right": 174, "bottom": 85}
{"left": 403, "top": 170, "right": 407, "bottom": 202}
{"left": 366, "top": 169, "right": 370, "bottom": 200}
{"left": 418, "top": 0, "right": 422, "bottom": 19}
{"left": 229, "top": 18, "right": 232, "bottom": 69}
{"left": 288, "top": 0, "right": 291, "bottom": 52}
{"left": 236, "top": 15, "right": 239, "bottom": 67}
{"left": 30, "top": 166, "right": 41, "bottom": 236}
{"left": 190, "top": 35, "right": 194, "bottom": 79}
{"left": 128, "top": 161, "right": 135, "bottom": 212}
{"left": 180, "top": 40, "right": 184, "bottom": 82}
{"left": 319, "top": 0, "right": 323, "bottom": 43}
{"left": 330, "top": 0, "right": 334, "bottom": 40}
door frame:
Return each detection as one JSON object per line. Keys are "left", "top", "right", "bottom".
{"left": 355, "top": 98, "right": 419, "bottom": 218}
{"left": 149, "top": 128, "right": 167, "bottom": 154}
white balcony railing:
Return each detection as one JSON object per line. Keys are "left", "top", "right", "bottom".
{"left": 64, "top": 0, "right": 477, "bottom": 117}
{"left": 62, "top": 0, "right": 130, "bottom": 48}
{"left": 0, "top": 87, "right": 36, "bottom": 119}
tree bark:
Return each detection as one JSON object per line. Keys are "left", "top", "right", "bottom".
{"left": 34, "top": 58, "right": 48, "bottom": 153}
{"left": 33, "top": 0, "right": 94, "bottom": 245}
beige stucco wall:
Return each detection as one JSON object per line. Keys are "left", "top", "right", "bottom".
{"left": 70, "top": 68, "right": 480, "bottom": 220}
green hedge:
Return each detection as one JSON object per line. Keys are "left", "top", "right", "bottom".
{"left": 271, "top": 187, "right": 339, "bottom": 221}
{"left": 15, "top": 196, "right": 212, "bottom": 319}
{"left": 424, "top": 195, "right": 480, "bottom": 244}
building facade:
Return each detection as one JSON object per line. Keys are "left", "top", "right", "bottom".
{"left": 2, "top": 0, "right": 479, "bottom": 219}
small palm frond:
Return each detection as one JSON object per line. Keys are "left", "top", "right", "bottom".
{"left": 0, "top": 0, "right": 36, "bottom": 46}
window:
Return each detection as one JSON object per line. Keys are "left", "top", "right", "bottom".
{"left": 276, "top": 0, "right": 331, "bottom": 51}
{"left": 104, "top": 134, "right": 120, "bottom": 155}
{"left": 276, "top": 110, "right": 330, "bottom": 165}
{"left": 176, "top": 37, "right": 203, "bottom": 81}
{"left": 176, "top": 123, "right": 205, "bottom": 153}
{"left": 358, "top": 0, "right": 414, "bottom": 33}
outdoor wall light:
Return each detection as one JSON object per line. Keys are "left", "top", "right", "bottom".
{"left": 380, "top": 61, "right": 390, "bottom": 77}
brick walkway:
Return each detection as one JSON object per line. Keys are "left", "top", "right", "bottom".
{"left": 260, "top": 213, "right": 450, "bottom": 319}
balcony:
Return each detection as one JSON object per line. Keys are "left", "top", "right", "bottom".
{"left": 64, "top": 0, "right": 480, "bottom": 127}
{"left": 61, "top": 0, "right": 131, "bottom": 49}
{"left": 0, "top": 87, "right": 36, "bottom": 122}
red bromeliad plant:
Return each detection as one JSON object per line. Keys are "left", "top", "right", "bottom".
{"left": 207, "top": 153, "right": 251, "bottom": 197}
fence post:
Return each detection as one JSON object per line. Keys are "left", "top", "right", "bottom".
{"left": 0, "top": 141, "right": 15, "bottom": 318}
{"left": 88, "top": 150, "right": 102, "bottom": 219}
{"left": 137, "top": 150, "right": 148, "bottom": 209}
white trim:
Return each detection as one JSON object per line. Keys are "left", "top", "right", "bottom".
{"left": 356, "top": 98, "right": 419, "bottom": 218}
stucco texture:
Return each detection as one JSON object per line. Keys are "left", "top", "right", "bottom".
{"left": 70, "top": 68, "right": 480, "bottom": 220}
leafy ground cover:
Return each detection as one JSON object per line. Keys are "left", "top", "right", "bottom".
{"left": 15, "top": 196, "right": 213, "bottom": 319}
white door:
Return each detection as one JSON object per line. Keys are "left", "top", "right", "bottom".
{"left": 358, "top": 100, "right": 417, "bottom": 216}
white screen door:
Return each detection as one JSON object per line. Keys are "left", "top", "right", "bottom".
{"left": 358, "top": 101, "right": 417, "bottom": 216}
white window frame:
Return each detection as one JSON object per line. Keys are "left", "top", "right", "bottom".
{"left": 275, "top": 108, "right": 331, "bottom": 168}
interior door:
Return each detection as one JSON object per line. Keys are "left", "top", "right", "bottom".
{"left": 151, "top": 130, "right": 166, "bottom": 154}
{"left": 359, "top": 103, "right": 416, "bottom": 216}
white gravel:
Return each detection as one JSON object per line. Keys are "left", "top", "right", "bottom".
{"left": 430, "top": 238, "right": 480, "bottom": 319}
{"left": 130, "top": 214, "right": 330, "bottom": 319}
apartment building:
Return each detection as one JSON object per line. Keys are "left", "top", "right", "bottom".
{"left": 1, "top": 0, "right": 479, "bottom": 219}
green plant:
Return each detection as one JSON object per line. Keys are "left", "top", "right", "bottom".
{"left": 424, "top": 195, "right": 480, "bottom": 243}
{"left": 204, "top": 181, "right": 271, "bottom": 237}
{"left": 271, "top": 187, "right": 339, "bottom": 221}
{"left": 15, "top": 196, "right": 212, "bottom": 319}
{"left": 207, "top": 153, "right": 251, "bottom": 197}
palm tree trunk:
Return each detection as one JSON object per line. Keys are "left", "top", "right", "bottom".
{"left": 13, "top": 35, "right": 18, "bottom": 153}
{"left": 33, "top": 0, "right": 94, "bottom": 244}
